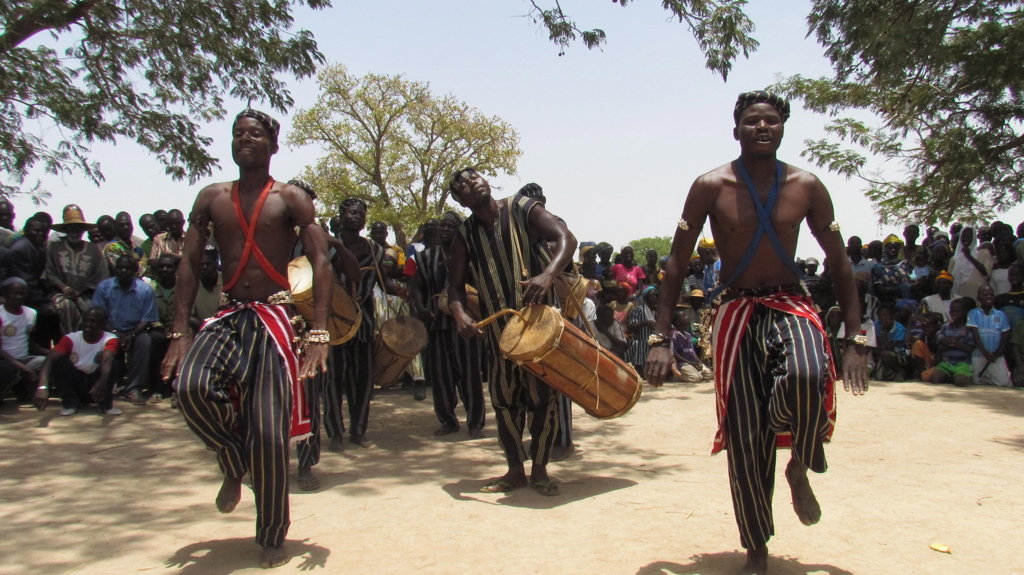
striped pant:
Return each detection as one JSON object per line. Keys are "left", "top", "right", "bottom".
{"left": 325, "top": 338, "right": 373, "bottom": 439}
{"left": 724, "top": 305, "right": 830, "bottom": 550}
{"left": 489, "top": 353, "right": 559, "bottom": 467}
{"left": 424, "top": 328, "right": 485, "bottom": 430}
{"left": 177, "top": 309, "right": 291, "bottom": 548}
{"left": 296, "top": 362, "right": 329, "bottom": 469}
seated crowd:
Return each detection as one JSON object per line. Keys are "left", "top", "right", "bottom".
{"left": 1, "top": 194, "right": 1021, "bottom": 418}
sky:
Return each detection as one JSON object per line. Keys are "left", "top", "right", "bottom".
{"left": 11, "top": 0, "right": 1024, "bottom": 260}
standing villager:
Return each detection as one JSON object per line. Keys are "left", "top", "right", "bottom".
{"left": 447, "top": 168, "right": 577, "bottom": 496}
{"left": 161, "top": 109, "right": 332, "bottom": 569}
{"left": 645, "top": 91, "right": 868, "bottom": 575}
{"left": 412, "top": 211, "right": 485, "bottom": 438}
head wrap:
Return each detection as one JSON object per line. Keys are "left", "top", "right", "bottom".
{"left": 936, "top": 270, "right": 954, "bottom": 282}
{"left": 698, "top": 237, "right": 715, "bottom": 249}
{"left": 639, "top": 285, "right": 659, "bottom": 299}
{"left": 287, "top": 179, "right": 317, "bottom": 200}
{"left": 689, "top": 289, "right": 705, "bottom": 298}
{"left": 235, "top": 109, "right": 280, "bottom": 144}
{"left": 0, "top": 276, "right": 28, "bottom": 290}
{"left": 734, "top": 90, "right": 791, "bottom": 124}
{"left": 580, "top": 242, "right": 596, "bottom": 256}
{"left": 883, "top": 233, "right": 904, "bottom": 245}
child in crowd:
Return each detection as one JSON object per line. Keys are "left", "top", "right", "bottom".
{"left": 967, "top": 284, "right": 1012, "bottom": 386}
{"left": 873, "top": 302, "right": 908, "bottom": 381}
{"left": 931, "top": 298, "right": 977, "bottom": 387}
{"left": 669, "top": 309, "right": 705, "bottom": 383}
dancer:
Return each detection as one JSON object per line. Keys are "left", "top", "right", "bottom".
{"left": 645, "top": 91, "right": 868, "bottom": 575}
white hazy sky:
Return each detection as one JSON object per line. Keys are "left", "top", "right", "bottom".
{"left": 12, "top": 0, "right": 1024, "bottom": 259}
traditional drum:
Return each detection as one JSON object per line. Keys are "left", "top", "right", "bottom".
{"left": 437, "top": 284, "right": 481, "bottom": 320}
{"left": 288, "top": 256, "right": 362, "bottom": 345}
{"left": 493, "top": 304, "right": 641, "bottom": 419}
{"left": 553, "top": 272, "right": 588, "bottom": 320}
{"left": 372, "top": 316, "right": 428, "bottom": 389}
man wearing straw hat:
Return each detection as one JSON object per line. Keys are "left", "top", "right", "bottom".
{"left": 161, "top": 109, "right": 332, "bottom": 569}
{"left": 446, "top": 168, "right": 577, "bottom": 496}
{"left": 45, "top": 205, "right": 109, "bottom": 334}
{"left": 645, "top": 91, "right": 868, "bottom": 574}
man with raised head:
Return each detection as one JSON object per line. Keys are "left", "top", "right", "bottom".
{"left": 161, "top": 109, "right": 332, "bottom": 569}
{"left": 446, "top": 168, "right": 577, "bottom": 496}
{"left": 645, "top": 91, "right": 868, "bottom": 575}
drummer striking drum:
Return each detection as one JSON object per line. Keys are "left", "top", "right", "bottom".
{"left": 162, "top": 109, "right": 332, "bottom": 569}
{"left": 447, "top": 168, "right": 577, "bottom": 496}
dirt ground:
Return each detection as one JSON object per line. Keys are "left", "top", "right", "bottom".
{"left": 1, "top": 378, "right": 1022, "bottom": 575}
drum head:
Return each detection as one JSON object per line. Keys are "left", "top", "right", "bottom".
{"left": 379, "top": 316, "right": 428, "bottom": 356}
{"left": 499, "top": 305, "right": 563, "bottom": 362}
{"left": 288, "top": 256, "right": 314, "bottom": 294}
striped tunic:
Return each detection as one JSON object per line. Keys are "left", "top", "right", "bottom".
{"left": 458, "top": 195, "right": 559, "bottom": 465}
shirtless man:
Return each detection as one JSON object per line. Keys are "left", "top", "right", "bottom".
{"left": 161, "top": 109, "right": 332, "bottom": 569}
{"left": 645, "top": 91, "right": 868, "bottom": 575}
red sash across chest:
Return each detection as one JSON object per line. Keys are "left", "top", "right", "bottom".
{"left": 222, "top": 179, "right": 290, "bottom": 292}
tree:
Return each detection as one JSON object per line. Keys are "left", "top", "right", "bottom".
{"left": 627, "top": 236, "right": 674, "bottom": 261}
{"left": 288, "top": 64, "right": 521, "bottom": 245}
{"left": 527, "top": 0, "right": 758, "bottom": 79}
{"left": 773, "top": 1, "right": 1024, "bottom": 226}
{"left": 0, "top": 0, "right": 329, "bottom": 197}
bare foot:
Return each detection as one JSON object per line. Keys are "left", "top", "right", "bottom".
{"left": 785, "top": 458, "right": 821, "bottom": 526}
{"left": 298, "top": 466, "right": 320, "bottom": 491}
{"left": 260, "top": 544, "right": 290, "bottom": 568}
{"left": 216, "top": 476, "right": 243, "bottom": 513}
{"left": 736, "top": 546, "right": 768, "bottom": 575}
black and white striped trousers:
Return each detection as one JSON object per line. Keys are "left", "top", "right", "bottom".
{"left": 725, "top": 305, "right": 830, "bottom": 550}
{"left": 424, "top": 328, "right": 485, "bottom": 430}
{"left": 177, "top": 309, "right": 291, "bottom": 548}
{"left": 489, "top": 350, "right": 560, "bottom": 468}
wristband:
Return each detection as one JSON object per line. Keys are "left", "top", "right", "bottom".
{"left": 304, "top": 329, "right": 331, "bottom": 345}
{"left": 647, "top": 332, "right": 669, "bottom": 347}
{"left": 167, "top": 331, "right": 192, "bottom": 340}
{"left": 36, "top": 385, "right": 48, "bottom": 392}
{"left": 845, "top": 334, "right": 868, "bottom": 346}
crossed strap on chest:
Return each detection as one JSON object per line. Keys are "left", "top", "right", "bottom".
{"left": 708, "top": 159, "right": 804, "bottom": 301}
{"left": 222, "top": 178, "right": 291, "bottom": 293}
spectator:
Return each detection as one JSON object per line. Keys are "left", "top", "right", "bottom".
{"left": 0, "top": 278, "right": 47, "bottom": 403}
{"left": 33, "top": 307, "right": 121, "bottom": 416}
{"left": 949, "top": 226, "right": 991, "bottom": 300}
{"left": 669, "top": 308, "right": 706, "bottom": 382}
{"left": 45, "top": 205, "right": 109, "bottom": 334}
{"left": 911, "top": 313, "right": 943, "bottom": 381}
{"left": 931, "top": 298, "right": 977, "bottom": 387}
{"left": 609, "top": 245, "right": 646, "bottom": 297}
{"left": 872, "top": 303, "right": 908, "bottom": 381}
{"left": 921, "top": 271, "right": 955, "bottom": 321}
{"left": 967, "top": 284, "right": 1012, "bottom": 386}
{"left": 92, "top": 255, "right": 158, "bottom": 404}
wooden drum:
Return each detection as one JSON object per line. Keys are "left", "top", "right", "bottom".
{"left": 497, "top": 305, "right": 641, "bottom": 419}
{"left": 372, "top": 316, "right": 428, "bottom": 389}
{"left": 553, "top": 273, "right": 588, "bottom": 320}
{"left": 288, "top": 256, "right": 362, "bottom": 345}
{"left": 437, "top": 284, "right": 481, "bottom": 320}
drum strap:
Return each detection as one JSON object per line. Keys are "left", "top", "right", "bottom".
{"left": 223, "top": 178, "right": 291, "bottom": 292}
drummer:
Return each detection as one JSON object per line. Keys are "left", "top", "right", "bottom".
{"left": 447, "top": 168, "right": 577, "bottom": 496}
{"left": 161, "top": 109, "right": 333, "bottom": 569}
{"left": 287, "top": 179, "right": 361, "bottom": 492}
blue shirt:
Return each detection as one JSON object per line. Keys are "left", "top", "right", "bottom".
{"left": 967, "top": 307, "right": 1010, "bottom": 354}
{"left": 92, "top": 277, "right": 158, "bottom": 332}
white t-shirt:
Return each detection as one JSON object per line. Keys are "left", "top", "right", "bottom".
{"left": 56, "top": 331, "right": 119, "bottom": 374}
{"left": 0, "top": 306, "right": 36, "bottom": 359}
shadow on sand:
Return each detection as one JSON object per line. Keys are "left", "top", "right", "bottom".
{"left": 638, "top": 551, "right": 854, "bottom": 575}
{"left": 166, "top": 537, "right": 331, "bottom": 574}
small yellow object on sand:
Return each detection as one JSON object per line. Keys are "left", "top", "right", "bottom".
{"left": 929, "top": 543, "right": 952, "bottom": 554}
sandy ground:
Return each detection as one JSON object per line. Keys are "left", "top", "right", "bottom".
{"left": 1, "top": 378, "right": 1022, "bottom": 575}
